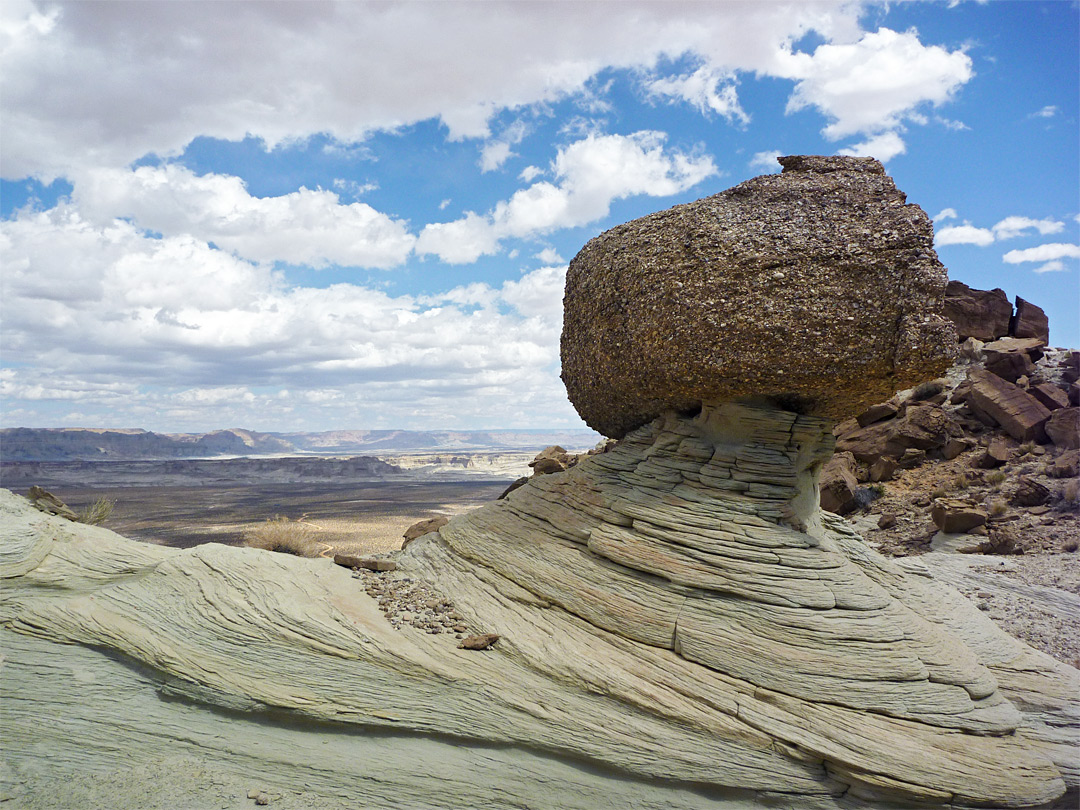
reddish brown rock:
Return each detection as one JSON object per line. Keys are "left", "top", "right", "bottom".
{"left": 1011, "top": 476, "right": 1050, "bottom": 508}
{"left": 1049, "top": 449, "right": 1079, "bottom": 478}
{"left": 869, "top": 456, "right": 897, "bottom": 482}
{"left": 967, "top": 368, "right": 1051, "bottom": 442}
{"left": 942, "top": 437, "right": 972, "bottom": 460}
{"left": 1045, "top": 407, "right": 1079, "bottom": 449}
{"left": 1010, "top": 297, "right": 1049, "bottom": 344}
{"left": 943, "top": 280, "right": 1013, "bottom": 341}
{"left": 1029, "top": 383, "right": 1069, "bottom": 412}
{"left": 457, "top": 633, "right": 500, "bottom": 651}
{"left": 529, "top": 457, "right": 566, "bottom": 475}
{"left": 401, "top": 516, "right": 450, "bottom": 549}
{"left": 856, "top": 400, "right": 899, "bottom": 427}
{"left": 498, "top": 476, "right": 529, "bottom": 500}
{"left": 977, "top": 436, "right": 1011, "bottom": 468}
{"left": 561, "top": 155, "right": 956, "bottom": 437}
{"left": 836, "top": 403, "right": 960, "bottom": 463}
{"left": 931, "top": 498, "right": 988, "bottom": 534}
{"left": 819, "top": 452, "right": 859, "bottom": 515}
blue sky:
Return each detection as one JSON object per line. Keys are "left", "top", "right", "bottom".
{"left": 1, "top": 0, "right": 1077, "bottom": 433}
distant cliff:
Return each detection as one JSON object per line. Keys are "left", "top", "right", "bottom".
{"left": 0, "top": 426, "right": 600, "bottom": 461}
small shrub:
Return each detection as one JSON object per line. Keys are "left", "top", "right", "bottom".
{"left": 931, "top": 486, "right": 947, "bottom": 500}
{"left": 988, "top": 499, "right": 1008, "bottom": 517}
{"left": 1018, "top": 441, "right": 1036, "bottom": 456}
{"left": 243, "top": 516, "right": 319, "bottom": 557}
{"left": 77, "top": 497, "right": 115, "bottom": 526}
{"left": 948, "top": 474, "right": 968, "bottom": 491}
{"left": 986, "top": 470, "right": 1007, "bottom": 489}
{"left": 1064, "top": 540, "right": 1079, "bottom": 553}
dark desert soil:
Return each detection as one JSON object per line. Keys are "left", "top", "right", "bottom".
{"left": 26, "top": 480, "right": 510, "bottom": 554}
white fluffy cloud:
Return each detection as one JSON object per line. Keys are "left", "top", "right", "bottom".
{"left": 0, "top": 206, "right": 579, "bottom": 428}
{"left": 935, "top": 223, "right": 995, "bottom": 247}
{"left": 646, "top": 66, "right": 749, "bottom": 124}
{"left": 748, "top": 151, "right": 783, "bottom": 172}
{"left": 779, "top": 28, "right": 972, "bottom": 138}
{"left": 1, "top": 2, "right": 971, "bottom": 180}
{"left": 837, "top": 131, "right": 907, "bottom": 162}
{"left": 1002, "top": 243, "right": 1080, "bottom": 264}
{"left": 72, "top": 165, "right": 415, "bottom": 269}
{"left": 417, "top": 131, "right": 717, "bottom": 263}
{"left": 990, "top": 216, "right": 1064, "bottom": 240}
{"left": 935, "top": 214, "right": 1066, "bottom": 247}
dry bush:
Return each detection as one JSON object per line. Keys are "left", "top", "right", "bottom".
{"left": 243, "top": 516, "right": 319, "bottom": 557}
{"left": 988, "top": 498, "right": 1008, "bottom": 517}
{"left": 77, "top": 497, "right": 115, "bottom": 526}
{"left": 986, "top": 470, "right": 1007, "bottom": 489}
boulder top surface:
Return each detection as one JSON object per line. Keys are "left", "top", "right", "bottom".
{"left": 561, "top": 154, "right": 956, "bottom": 438}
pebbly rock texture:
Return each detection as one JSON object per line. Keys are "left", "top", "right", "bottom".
{"left": 561, "top": 155, "right": 956, "bottom": 439}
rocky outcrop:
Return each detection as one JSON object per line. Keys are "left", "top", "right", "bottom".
{"left": 1046, "top": 407, "right": 1079, "bottom": 449}
{"left": 3, "top": 402, "right": 1077, "bottom": 808}
{"left": 944, "top": 280, "right": 1013, "bottom": 341}
{"left": 1011, "top": 297, "right": 1050, "bottom": 344}
{"left": 561, "top": 155, "right": 955, "bottom": 438}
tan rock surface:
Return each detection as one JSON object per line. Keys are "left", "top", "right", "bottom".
{"left": 2, "top": 402, "right": 1076, "bottom": 808}
{"left": 561, "top": 155, "right": 956, "bottom": 438}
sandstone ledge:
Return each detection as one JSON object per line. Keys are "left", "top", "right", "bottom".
{"left": 1, "top": 405, "right": 1076, "bottom": 808}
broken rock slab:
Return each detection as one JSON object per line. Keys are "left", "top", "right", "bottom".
{"left": 943, "top": 280, "right": 1013, "bottom": 342}
{"left": 968, "top": 368, "right": 1052, "bottom": 442}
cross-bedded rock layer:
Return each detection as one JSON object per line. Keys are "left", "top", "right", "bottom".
{"left": 561, "top": 155, "right": 957, "bottom": 439}
{"left": 2, "top": 403, "right": 1076, "bottom": 808}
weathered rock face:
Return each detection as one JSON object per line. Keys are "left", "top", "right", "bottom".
{"left": 943, "top": 280, "right": 1013, "bottom": 341}
{"left": 561, "top": 155, "right": 956, "bottom": 438}
{"left": 1011, "top": 296, "right": 1050, "bottom": 344}
{"left": 3, "top": 402, "right": 1077, "bottom": 808}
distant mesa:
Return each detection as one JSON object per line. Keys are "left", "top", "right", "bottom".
{"left": 561, "top": 154, "right": 956, "bottom": 439}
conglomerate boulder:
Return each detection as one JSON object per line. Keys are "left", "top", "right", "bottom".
{"left": 561, "top": 155, "right": 956, "bottom": 439}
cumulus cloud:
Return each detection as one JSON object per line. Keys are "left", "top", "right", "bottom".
{"left": 1002, "top": 243, "right": 1080, "bottom": 264}
{"left": 646, "top": 66, "right": 749, "bottom": 124}
{"left": 990, "top": 216, "right": 1064, "bottom": 240}
{"left": 776, "top": 27, "right": 972, "bottom": 157}
{"left": 935, "top": 223, "right": 995, "bottom": 247}
{"left": 71, "top": 164, "right": 415, "bottom": 269}
{"left": 417, "top": 131, "right": 717, "bottom": 263}
{"left": 1, "top": 2, "right": 968, "bottom": 180}
{"left": 748, "top": 151, "right": 783, "bottom": 172}
{"left": 935, "top": 213, "right": 1066, "bottom": 247}
{"left": 1033, "top": 260, "right": 1066, "bottom": 274}
{"left": 837, "top": 131, "right": 907, "bottom": 162}
{"left": 0, "top": 206, "right": 581, "bottom": 428}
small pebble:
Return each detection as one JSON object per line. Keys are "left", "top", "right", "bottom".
{"left": 255, "top": 792, "right": 271, "bottom": 806}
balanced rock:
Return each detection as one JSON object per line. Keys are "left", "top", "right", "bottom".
{"left": 943, "top": 281, "right": 1013, "bottom": 342}
{"left": 561, "top": 155, "right": 956, "bottom": 438}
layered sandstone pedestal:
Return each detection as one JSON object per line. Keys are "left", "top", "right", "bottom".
{"left": 2, "top": 158, "right": 1077, "bottom": 809}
